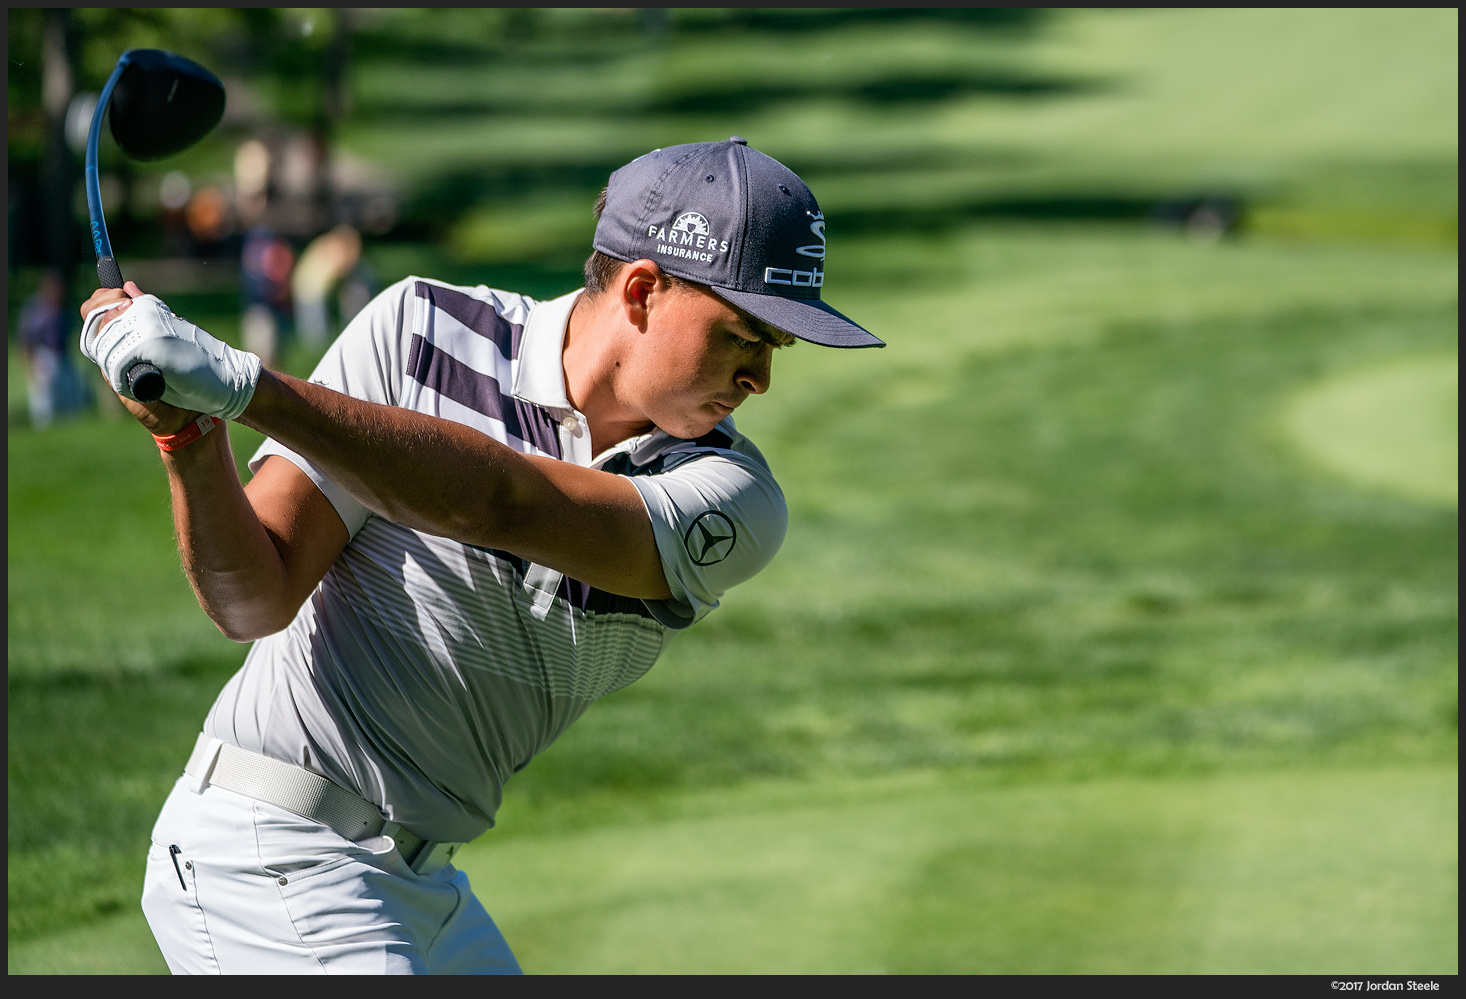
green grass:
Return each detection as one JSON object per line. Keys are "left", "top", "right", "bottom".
{"left": 1285, "top": 353, "right": 1457, "bottom": 507}
{"left": 10, "top": 227, "right": 1456, "bottom": 971}
{"left": 7, "top": 421, "right": 254, "bottom": 677}
{"left": 341, "top": 8, "right": 1456, "bottom": 258}
{"left": 8, "top": 7, "right": 1457, "bottom": 975}
{"left": 11, "top": 766, "right": 1454, "bottom": 975}
{"left": 473, "top": 767, "right": 1458, "bottom": 974}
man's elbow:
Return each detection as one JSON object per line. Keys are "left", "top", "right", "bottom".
{"left": 206, "top": 599, "right": 300, "bottom": 643}
{"left": 212, "top": 619, "right": 267, "bottom": 643}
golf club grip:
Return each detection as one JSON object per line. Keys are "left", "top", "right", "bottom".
{"left": 96, "top": 257, "right": 168, "bottom": 402}
{"left": 127, "top": 362, "right": 166, "bottom": 403}
{"left": 97, "top": 255, "right": 124, "bottom": 289}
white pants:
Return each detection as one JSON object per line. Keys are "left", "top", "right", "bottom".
{"left": 142, "top": 776, "right": 521, "bottom": 974}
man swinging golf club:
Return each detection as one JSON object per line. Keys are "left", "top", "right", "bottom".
{"left": 80, "top": 138, "right": 882, "bottom": 975}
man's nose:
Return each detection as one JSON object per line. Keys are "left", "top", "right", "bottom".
{"left": 736, "top": 351, "right": 772, "bottom": 396}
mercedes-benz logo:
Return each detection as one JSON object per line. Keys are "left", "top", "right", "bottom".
{"left": 685, "top": 511, "right": 737, "bottom": 566}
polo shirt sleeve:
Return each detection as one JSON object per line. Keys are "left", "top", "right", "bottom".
{"left": 629, "top": 452, "right": 788, "bottom": 629}
{"left": 247, "top": 277, "right": 420, "bottom": 540}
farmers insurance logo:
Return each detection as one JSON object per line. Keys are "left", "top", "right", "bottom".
{"left": 649, "top": 211, "right": 729, "bottom": 264}
{"left": 765, "top": 211, "right": 825, "bottom": 289}
{"left": 685, "top": 511, "right": 736, "bottom": 566}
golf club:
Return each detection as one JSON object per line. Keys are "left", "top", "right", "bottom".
{"left": 85, "top": 48, "right": 226, "bottom": 403}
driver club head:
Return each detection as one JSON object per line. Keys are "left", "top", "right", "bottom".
{"left": 89, "top": 49, "right": 226, "bottom": 400}
{"left": 108, "top": 49, "right": 226, "bottom": 162}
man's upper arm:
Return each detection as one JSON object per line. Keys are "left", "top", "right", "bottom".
{"left": 624, "top": 452, "right": 788, "bottom": 627}
{"left": 495, "top": 449, "right": 787, "bottom": 619}
{"left": 244, "top": 456, "right": 351, "bottom": 611}
{"left": 497, "top": 456, "right": 673, "bottom": 600}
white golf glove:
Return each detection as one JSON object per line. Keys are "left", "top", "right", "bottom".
{"left": 81, "top": 294, "right": 261, "bottom": 420}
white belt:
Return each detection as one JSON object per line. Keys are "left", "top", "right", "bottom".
{"left": 184, "top": 734, "right": 463, "bottom": 875}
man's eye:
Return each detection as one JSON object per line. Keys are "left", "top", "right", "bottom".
{"left": 730, "top": 332, "right": 760, "bottom": 349}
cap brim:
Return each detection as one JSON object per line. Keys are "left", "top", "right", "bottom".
{"left": 711, "top": 287, "right": 885, "bottom": 348}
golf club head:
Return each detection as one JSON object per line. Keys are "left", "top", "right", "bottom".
{"left": 108, "top": 49, "right": 225, "bottom": 162}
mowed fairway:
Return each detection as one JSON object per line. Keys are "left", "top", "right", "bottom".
{"left": 8, "top": 9, "right": 1456, "bottom": 974}
{"left": 468, "top": 768, "right": 1459, "bottom": 975}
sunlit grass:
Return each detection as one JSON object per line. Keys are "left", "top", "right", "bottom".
{"left": 1284, "top": 352, "right": 1457, "bottom": 507}
{"left": 10, "top": 767, "right": 1454, "bottom": 974}
{"left": 468, "top": 767, "right": 1458, "bottom": 974}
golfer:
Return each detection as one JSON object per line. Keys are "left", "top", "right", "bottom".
{"left": 80, "top": 138, "right": 882, "bottom": 975}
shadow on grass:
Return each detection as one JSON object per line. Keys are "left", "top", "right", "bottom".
{"left": 352, "top": 8, "right": 1053, "bottom": 67}
{"left": 357, "top": 68, "right": 1108, "bottom": 122}
{"left": 397, "top": 183, "right": 1248, "bottom": 269}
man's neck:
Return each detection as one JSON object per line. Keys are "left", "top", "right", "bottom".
{"left": 562, "top": 291, "right": 655, "bottom": 458}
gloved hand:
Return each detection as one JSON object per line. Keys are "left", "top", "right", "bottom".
{"left": 81, "top": 294, "right": 261, "bottom": 420}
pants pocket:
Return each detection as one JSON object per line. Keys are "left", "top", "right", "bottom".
{"left": 141, "top": 841, "right": 219, "bottom": 975}
{"left": 251, "top": 799, "right": 380, "bottom": 879}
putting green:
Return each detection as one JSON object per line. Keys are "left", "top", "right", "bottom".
{"left": 1284, "top": 352, "right": 1458, "bottom": 506}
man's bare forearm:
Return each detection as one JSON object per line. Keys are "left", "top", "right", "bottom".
{"left": 239, "top": 371, "right": 529, "bottom": 542}
{"left": 235, "top": 371, "right": 672, "bottom": 600}
{"left": 161, "top": 425, "right": 296, "bottom": 640}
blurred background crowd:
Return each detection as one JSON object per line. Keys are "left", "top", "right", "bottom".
{"left": 10, "top": 9, "right": 391, "bottom": 424}
{"left": 7, "top": 8, "right": 1457, "bottom": 976}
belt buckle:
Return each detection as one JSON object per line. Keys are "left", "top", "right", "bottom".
{"left": 186, "top": 736, "right": 224, "bottom": 794}
{"left": 380, "top": 821, "right": 460, "bottom": 874}
{"left": 409, "top": 841, "right": 460, "bottom": 875}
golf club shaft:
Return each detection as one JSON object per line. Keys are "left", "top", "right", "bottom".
{"left": 86, "top": 55, "right": 166, "bottom": 403}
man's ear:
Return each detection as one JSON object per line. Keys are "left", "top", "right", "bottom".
{"left": 620, "top": 260, "right": 662, "bottom": 332}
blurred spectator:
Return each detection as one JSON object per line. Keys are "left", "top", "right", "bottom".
{"left": 234, "top": 138, "right": 271, "bottom": 229}
{"left": 159, "top": 170, "right": 192, "bottom": 256}
{"left": 276, "top": 133, "right": 331, "bottom": 237}
{"left": 292, "top": 224, "right": 361, "bottom": 348}
{"left": 241, "top": 226, "right": 295, "bottom": 367}
{"left": 16, "top": 271, "right": 86, "bottom": 428}
{"left": 64, "top": 92, "right": 98, "bottom": 157}
{"left": 278, "top": 133, "right": 325, "bottom": 202}
{"left": 1151, "top": 195, "right": 1241, "bottom": 242}
{"left": 185, "top": 186, "right": 230, "bottom": 247}
{"left": 159, "top": 171, "right": 192, "bottom": 211}
{"left": 339, "top": 255, "right": 378, "bottom": 329}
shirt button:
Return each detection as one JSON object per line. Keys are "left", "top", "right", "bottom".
{"left": 561, "top": 416, "right": 579, "bottom": 433}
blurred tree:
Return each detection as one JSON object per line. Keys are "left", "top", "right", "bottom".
{"left": 317, "top": 9, "right": 354, "bottom": 229}
{"left": 39, "top": 9, "right": 80, "bottom": 296}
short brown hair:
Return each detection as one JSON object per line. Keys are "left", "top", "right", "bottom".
{"left": 583, "top": 248, "right": 631, "bottom": 297}
{"left": 583, "top": 186, "right": 621, "bottom": 295}
{"left": 583, "top": 188, "right": 794, "bottom": 347}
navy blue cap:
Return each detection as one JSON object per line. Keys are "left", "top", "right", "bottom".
{"left": 593, "top": 138, "right": 884, "bottom": 348}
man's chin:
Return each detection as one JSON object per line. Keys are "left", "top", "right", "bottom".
{"left": 654, "top": 413, "right": 725, "bottom": 441}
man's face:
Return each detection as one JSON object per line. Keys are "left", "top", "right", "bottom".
{"left": 627, "top": 282, "right": 783, "bottom": 439}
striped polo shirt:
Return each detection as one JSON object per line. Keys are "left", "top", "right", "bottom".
{"left": 203, "top": 277, "right": 787, "bottom": 843}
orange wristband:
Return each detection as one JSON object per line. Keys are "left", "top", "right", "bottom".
{"left": 153, "top": 414, "right": 220, "bottom": 451}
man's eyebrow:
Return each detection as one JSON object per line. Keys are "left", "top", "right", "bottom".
{"left": 733, "top": 314, "right": 796, "bottom": 347}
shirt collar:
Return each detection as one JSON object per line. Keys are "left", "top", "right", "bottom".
{"left": 512, "top": 288, "right": 583, "bottom": 409}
